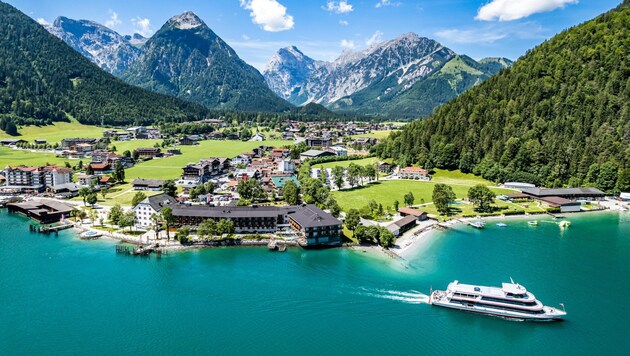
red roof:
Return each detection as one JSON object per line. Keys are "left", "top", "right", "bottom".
{"left": 401, "top": 167, "right": 428, "bottom": 174}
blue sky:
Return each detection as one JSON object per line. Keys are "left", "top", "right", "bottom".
{"left": 8, "top": 0, "right": 621, "bottom": 70}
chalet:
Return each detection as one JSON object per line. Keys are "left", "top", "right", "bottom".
{"left": 207, "top": 132, "right": 224, "bottom": 140}
{"left": 276, "top": 159, "right": 296, "bottom": 174}
{"left": 386, "top": 215, "right": 417, "bottom": 237}
{"left": 179, "top": 135, "right": 201, "bottom": 145}
{"left": 167, "top": 149, "right": 182, "bottom": 155}
{"left": 49, "top": 182, "right": 81, "bottom": 198}
{"left": 300, "top": 150, "right": 335, "bottom": 162}
{"left": 226, "top": 133, "right": 240, "bottom": 140}
{"left": 34, "top": 139, "right": 47, "bottom": 145}
{"left": 399, "top": 167, "right": 430, "bottom": 180}
{"left": 353, "top": 137, "right": 377, "bottom": 148}
{"left": 306, "top": 137, "right": 332, "bottom": 148}
{"left": 377, "top": 162, "right": 393, "bottom": 174}
{"left": 398, "top": 207, "right": 428, "bottom": 221}
{"left": 132, "top": 178, "right": 165, "bottom": 191}
{"left": 288, "top": 204, "right": 342, "bottom": 246}
{"left": 77, "top": 174, "right": 99, "bottom": 187}
{"left": 0, "top": 139, "right": 27, "bottom": 146}
{"left": 250, "top": 132, "right": 266, "bottom": 141}
{"left": 99, "top": 176, "right": 115, "bottom": 186}
{"left": 181, "top": 158, "right": 230, "bottom": 182}
{"left": 134, "top": 193, "right": 178, "bottom": 228}
{"left": 537, "top": 196, "right": 582, "bottom": 213}
{"left": 134, "top": 148, "right": 161, "bottom": 159}
{"left": 89, "top": 163, "right": 113, "bottom": 175}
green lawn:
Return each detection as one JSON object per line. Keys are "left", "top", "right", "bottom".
{"left": 332, "top": 178, "right": 516, "bottom": 213}
{"left": 350, "top": 130, "right": 395, "bottom": 140}
{"left": 0, "top": 147, "right": 68, "bottom": 167}
{"left": 124, "top": 139, "right": 293, "bottom": 180}
{"left": 316, "top": 157, "right": 379, "bottom": 170}
{"left": 0, "top": 119, "right": 105, "bottom": 144}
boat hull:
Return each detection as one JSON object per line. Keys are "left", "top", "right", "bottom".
{"left": 431, "top": 300, "right": 564, "bottom": 321}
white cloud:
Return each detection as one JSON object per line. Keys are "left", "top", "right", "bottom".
{"left": 242, "top": 34, "right": 251, "bottom": 40}
{"left": 375, "top": 0, "right": 401, "bottom": 8}
{"left": 365, "top": 30, "right": 384, "bottom": 46}
{"left": 37, "top": 18, "right": 50, "bottom": 26}
{"left": 339, "top": 20, "right": 349, "bottom": 26}
{"left": 476, "top": 0, "right": 578, "bottom": 21}
{"left": 340, "top": 39, "right": 356, "bottom": 49}
{"left": 131, "top": 17, "right": 153, "bottom": 37}
{"left": 105, "top": 10, "right": 121, "bottom": 28}
{"left": 324, "top": 1, "right": 354, "bottom": 14}
{"left": 435, "top": 22, "right": 547, "bottom": 44}
{"left": 240, "top": 0, "right": 294, "bottom": 32}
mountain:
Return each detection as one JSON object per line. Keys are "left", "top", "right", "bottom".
{"left": 44, "top": 16, "right": 141, "bottom": 76}
{"left": 0, "top": 1, "right": 209, "bottom": 129}
{"left": 375, "top": 1, "right": 630, "bottom": 192}
{"left": 122, "top": 11, "right": 292, "bottom": 113}
{"left": 264, "top": 46, "right": 324, "bottom": 101}
{"left": 331, "top": 55, "right": 512, "bottom": 118}
{"left": 263, "top": 33, "right": 510, "bottom": 118}
{"left": 123, "top": 33, "right": 148, "bottom": 48}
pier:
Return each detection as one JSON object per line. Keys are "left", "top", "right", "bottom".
{"left": 115, "top": 244, "right": 166, "bottom": 257}
{"left": 29, "top": 222, "right": 75, "bottom": 235}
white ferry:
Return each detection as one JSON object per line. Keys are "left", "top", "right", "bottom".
{"left": 429, "top": 279, "right": 566, "bottom": 321}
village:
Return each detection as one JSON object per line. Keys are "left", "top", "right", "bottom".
{"left": 1, "top": 119, "right": 628, "bottom": 251}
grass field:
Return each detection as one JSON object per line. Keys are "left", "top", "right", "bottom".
{"left": 0, "top": 120, "right": 105, "bottom": 144}
{"left": 0, "top": 147, "right": 68, "bottom": 167}
{"left": 350, "top": 130, "right": 395, "bottom": 140}
{"left": 315, "top": 157, "right": 379, "bottom": 170}
{"left": 124, "top": 139, "right": 293, "bottom": 180}
{"left": 70, "top": 183, "right": 163, "bottom": 207}
{"left": 332, "top": 170, "right": 517, "bottom": 214}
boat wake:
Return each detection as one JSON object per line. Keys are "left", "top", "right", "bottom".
{"left": 358, "top": 288, "right": 430, "bottom": 305}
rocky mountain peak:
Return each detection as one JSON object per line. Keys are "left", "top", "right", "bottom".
{"left": 168, "top": 11, "right": 205, "bottom": 30}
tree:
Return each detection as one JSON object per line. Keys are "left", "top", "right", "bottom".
{"left": 345, "top": 208, "right": 361, "bottom": 233}
{"left": 283, "top": 180, "right": 299, "bottom": 205}
{"left": 78, "top": 187, "right": 92, "bottom": 206}
{"left": 112, "top": 161, "right": 125, "bottom": 182}
{"left": 237, "top": 179, "right": 265, "bottom": 201}
{"left": 85, "top": 164, "right": 94, "bottom": 175}
{"left": 468, "top": 184, "right": 496, "bottom": 212}
{"left": 364, "top": 164, "right": 376, "bottom": 182}
{"left": 332, "top": 166, "right": 345, "bottom": 190}
{"left": 119, "top": 210, "right": 136, "bottom": 232}
{"left": 347, "top": 163, "right": 362, "bottom": 187}
{"left": 197, "top": 219, "right": 217, "bottom": 240}
{"left": 122, "top": 150, "right": 131, "bottom": 158}
{"left": 108, "top": 204, "right": 124, "bottom": 225}
{"left": 176, "top": 226, "right": 191, "bottom": 244}
{"left": 393, "top": 200, "right": 400, "bottom": 212}
{"left": 4, "top": 121, "right": 18, "bottom": 136}
{"left": 132, "top": 150, "right": 140, "bottom": 161}
{"left": 163, "top": 180, "right": 177, "bottom": 197}
{"left": 100, "top": 187, "right": 110, "bottom": 200}
{"left": 432, "top": 184, "right": 456, "bottom": 215}
{"left": 301, "top": 178, "right": 329, "bottom": 206}
{"left": 161, "top": 207, "right": 175, "bottom": 242}
{"left": 326, "top": 196, "right": 341, "bottom": 217}
{"left": 377, "top": 226, "right": 396, "bottom": 248}
{"left": 86, "top": 193, "right": 98, "bottom": 207}
{"left": 151, "top": 213, "right": 162, "bottom": 237}
{"left": 616, "top": 168, "right": 630, "bottom": 193}
{"left": 404, "top": 192, "right": 415, "bottom": 207}
{"left": 216, "top": 219, "right": 235, "bottom": 235}
{"left": 131, "top": 191, "right": 147, "bottom": 207}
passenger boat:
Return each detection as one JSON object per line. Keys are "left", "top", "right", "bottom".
{"left": 429, "top": 279, "right": 566, "bottom": 321}
{"left": 528, "top": 220, "right": 538, "bottom": 226}
{"left": 469, "top": 221, "right": 485, "bottom": 229}
{"left": 496, "top": 223, "right": 507, "bottom": 227}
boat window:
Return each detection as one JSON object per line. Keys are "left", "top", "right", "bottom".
{"left": 474, "top": 287, "right": 481, "bottom": 292}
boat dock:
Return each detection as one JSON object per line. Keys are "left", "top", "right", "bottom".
{"left": 115, "top": 244, "right": 165, "bottom": 257}
{"left": 29, "top": 222, "right": 75, "bottom": 235}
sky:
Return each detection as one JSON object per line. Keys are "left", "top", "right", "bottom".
{"left": 7, "top": 0, "right": 622, "bottom": 71}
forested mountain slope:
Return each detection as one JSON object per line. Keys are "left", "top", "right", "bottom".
{"left": 375, "top": 1, "right": 630, "bottom": 192}
{"left": 0, "top": 1, "right": 209, "bottom": 131}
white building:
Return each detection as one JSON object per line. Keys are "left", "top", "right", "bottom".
{"left": 277, "top": 159, "right": 296, "bottom": 174}
{"left": 328, "top": 146, "right": 347, "bottom": 157}
{"left": 133, "top": 193, "right": 178, "bottom": 228}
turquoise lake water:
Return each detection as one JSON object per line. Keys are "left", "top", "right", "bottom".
{"left": 1, "top": 210, "right": 629, "bottom": 355}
